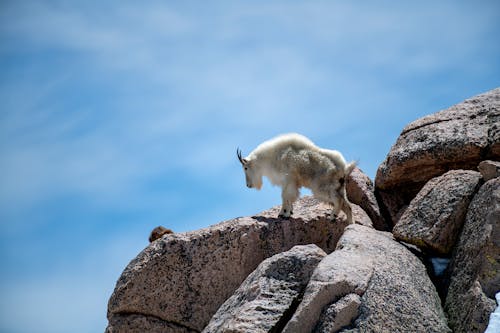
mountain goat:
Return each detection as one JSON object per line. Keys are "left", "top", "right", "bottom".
{"left": 237, "top": 133, "right": 356, "bottom": 223}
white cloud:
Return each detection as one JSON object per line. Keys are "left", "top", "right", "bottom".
{"left": 4, "top": 0, "right": 497, "bottom": 79}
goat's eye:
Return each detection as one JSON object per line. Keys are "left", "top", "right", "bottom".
{"left": 244, "top": 167, "right": 248, "bottom": 171}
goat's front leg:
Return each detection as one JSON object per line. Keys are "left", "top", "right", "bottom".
{"left": 279, "top": 182, "right": 299, "bottom": 219}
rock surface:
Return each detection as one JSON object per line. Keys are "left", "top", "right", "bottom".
{"left": 106, "top": 196, "right": 370, "bottom": 332}
{"left": 478, "top": 160, "right": 500, "bottom": 181}
{"left": 106, "top": 314, "right": 197, "bottom": 333}
{"left": 283, "top": 224, "right": 450, "bottom": 333}
{"left": 375, "top": 88, "right": 500, "bottom": 225}
{"left": 315, "top": 294, "right": 361, "bottom": 333}
{"left": 203, "top": 244, "right": 326, "bottom": 333}
{"left": 346, "top": 167, "right": 388, "bottom": 230}
{"left": 445, "top": 177, "right": 500, "bottom": 333}
{"left": 393, "top": 170, "right": 482, "bottom": 255}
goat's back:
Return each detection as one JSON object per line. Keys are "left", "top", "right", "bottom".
{"left": 253, "top": 133, "right": 316, "bottom": 157}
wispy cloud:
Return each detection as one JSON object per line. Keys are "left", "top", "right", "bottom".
{"left": 1, "top": 0, "right": 498, "bottom": 225}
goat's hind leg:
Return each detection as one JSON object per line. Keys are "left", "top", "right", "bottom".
{"left": 279, "top": 182, "right": 299, "bottom": 219}
{"left": 341, "top": 196, "right": 353, "bottom": 224}
{"left": 327, "top": 184, "right": 353, "bottom": 224}
{"left": 329, "top": 194, "right": 342, "bottom": 221}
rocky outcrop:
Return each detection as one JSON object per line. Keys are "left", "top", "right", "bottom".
{"left": 346, "top": 167, "right": 387, "bottom": 230}
{"left": 376, "top": 88, "right": 500, "bottom": 225}
{"left": 283, "top": 224, "right": 450, "bottom": 333}
{"left": 373, "top": 88, "right": 499, "bottom": 331}
{"left": 203, "top": 244, "right": 326, "bottom": 332}
{"left": 106, "top": 197, "right": 370, "bottom": 333}
{"left": 106, "top": 88, "right": 500, "bottom": 333}
{"left": 393, "top": 170, "right": 482, "bottom": 255}
{"left": 445, "top": 177, "right": 500, "bottom": 333}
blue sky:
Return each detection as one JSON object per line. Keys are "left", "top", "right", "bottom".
{"left": 0, "top": 1, "right": 499, "bottom": 332}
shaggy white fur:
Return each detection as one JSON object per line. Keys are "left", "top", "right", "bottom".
{"left": 237, "top": 133, "right": 355, "bottom": 223}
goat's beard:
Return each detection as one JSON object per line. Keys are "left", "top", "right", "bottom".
{"left": 253, "top": 177, "right": 263, "bottom": 190}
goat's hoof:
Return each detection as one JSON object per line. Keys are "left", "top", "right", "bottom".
{"left": 278, "top": 208, "right": 293, "bottom": 219}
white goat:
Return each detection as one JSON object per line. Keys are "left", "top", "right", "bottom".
{"left": 237, "top": 133, "right": 356, "bottom": 223}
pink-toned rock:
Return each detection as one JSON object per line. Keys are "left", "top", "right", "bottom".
{"left": 375, "top": 88, "right": 500, "bottom": 225}
{"left": 445, "top": 178, "right": 500, "bottom": 333}
{"left": 283, "top": 224, "right": 450, "bottom": 333}
{"left": 202, "top": 244, "right": 326, "bottom": 333}
{"left": 106, "top": 314, "right": 196, "bottom": 333}
{"left": 478, "top": 160, "right": 500, "bottom": 181}
{"left": 346, "top": 167, "right": 388, "bottom": 230}
{"left": 106, "top": 196, "right": 370, "bottom": 333}
{"left": 315, "top": 293, "right": 362, "bottom": 333}
{"left": 393, "top": 170, "right": 482, "bottom": 255}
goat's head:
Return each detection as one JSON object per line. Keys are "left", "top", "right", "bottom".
{"left": 237, "top": 148, "right": 262, "bottom": 190}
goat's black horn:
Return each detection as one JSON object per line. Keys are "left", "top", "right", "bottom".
{"left": 237, "top": 148, "right": 245, "bottom": 164}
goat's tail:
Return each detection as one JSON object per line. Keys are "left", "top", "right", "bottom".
{"left": 344, "top": 161, "right": 356, "bottom": 178}
{"left": 338, "top": 160, "right": 356, "bottom": 189}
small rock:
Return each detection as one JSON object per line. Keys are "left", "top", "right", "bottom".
{"left": 478, "top": 160, "right": 500, "bottom": 181}
{"left": 149, "top": 226, "right": 173, "bottom": 242}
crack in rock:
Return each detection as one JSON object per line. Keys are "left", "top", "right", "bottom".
{"left": 202, "top": 244, "right": 326, "bottom": 333}
{"left": 282, "top": 240, "right": 375, "bottom": 333}
{"left": 315, "top": 293, "right": 362, "bottom": 333}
